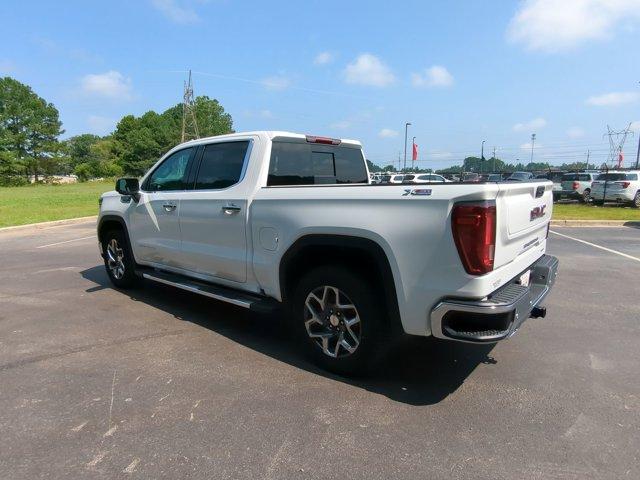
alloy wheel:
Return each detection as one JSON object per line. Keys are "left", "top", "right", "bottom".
{"left": 303, "top": 285, "right": 361, "bottom": 358}
{"left": 106, "top": 238, "right": 125, "bottom": 280}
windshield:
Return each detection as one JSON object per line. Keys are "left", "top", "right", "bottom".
{"left": 509, "top": 172, "right": 531, "bottom": 180}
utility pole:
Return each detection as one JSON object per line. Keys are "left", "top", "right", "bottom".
{"left": 397, "top": 152, "right": 401, "bottom": 172}
{"left": 492, "top": 146, "right": 496, "bottom": 172}
{"left": 181, "top": 70, "right": 200, "bottom": 143}
{"left": 635, "top": 135, "right": 640, "bottom": 169}
{"left": 403, "top": 122, "right": 411, "bottom": 172}
{"left": 530, "top": 133, "right": 536, "bottom": 163}
{"left": 586, "top": 149, "right": 590, "bottom": 170}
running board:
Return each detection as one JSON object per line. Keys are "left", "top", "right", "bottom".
{"left": 138, "top": 269, "right": 278, "bottom": 313}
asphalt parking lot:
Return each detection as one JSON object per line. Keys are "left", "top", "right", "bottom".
{"left": 1, "top": 220, "right": 638, "bottom": 479}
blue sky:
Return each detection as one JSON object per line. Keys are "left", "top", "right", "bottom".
{"left": 2, "top": 0, "right": 640, "bottom": 169}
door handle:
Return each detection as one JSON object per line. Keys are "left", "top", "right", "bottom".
{"left": 222, "top": 204, "right": 241, "bottom": 215}
{"left": 162, "top": 203, "right": 177, "bottom": 212}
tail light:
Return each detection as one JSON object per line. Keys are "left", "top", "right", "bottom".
{"left": 621, "top": 181, "right": 630, "bottom": 189}
{"left": 452, "top": 201, "right": 496, "bottom": 275}
{"left": 572, "top": 181, "right": 579, "bottom": 190}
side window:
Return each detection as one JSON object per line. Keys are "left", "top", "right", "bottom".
{"left": 194, "top": 141, "right": 249, "bottom": 190}
{"left": 268, "top": 142, "right": 368, "bottom": 186}
{"left": 627, "top": 173, "right": 638, "bottom": 181}
{"left": 146, "top": 148, "right": 193, "bottom": 191}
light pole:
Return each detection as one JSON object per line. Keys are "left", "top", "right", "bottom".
{"left": 530, "top": 133, "right": 536, "bottom": 163}
{"left": 480, "top": 140, "right": 485, "bottom": 172}
{"left": 403, "top": 122, "right": 411, "bottom": 171}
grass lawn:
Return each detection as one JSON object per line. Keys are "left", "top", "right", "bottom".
{"left": 2, "top": 181, "right": 640, "bottom": 228}
{"left": 0, "top": 181, "right": 114, "bottom": 228}
{"left": 553, "top": 202, "right": 640, "bottom": 220}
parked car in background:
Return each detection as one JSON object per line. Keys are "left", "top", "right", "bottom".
{"left": 508, "top": 172, "right": 535, "bottom": 181}
{"left": 380, "top": 174, "right": 405, "bottom": 184}
{"left": 558, "top": 172, "right": 598, "bottom": 203}
{"left": 591, "top": 171, "right": 640, "bottom": 207}
{"left": 461, "top": 172, "right": 480, "bottom": 182}
{"left": 403, "top": 173, "right": 449, "bottom": 183}
{"left": 536, "top": 171, "right": 564, "bottom": 197}
{"left": 479, "top": 173, "right": 503, "bottom": 182}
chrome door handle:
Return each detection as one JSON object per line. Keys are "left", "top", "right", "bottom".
{"left": 222, "top": 204, "right": 241, "bottom": 214}
{"left": 162, "top": 203, "right": 177, "bottom": 212}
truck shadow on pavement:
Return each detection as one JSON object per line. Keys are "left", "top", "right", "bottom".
{"left": 81, "top": 265, "right": 497, "bottom": 406}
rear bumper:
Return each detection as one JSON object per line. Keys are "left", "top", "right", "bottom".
{"left": 591, "top": 191, "right": 634, "bottom": 202}
{"left": 430, "top": 255, "right": 559, "bottom": 343}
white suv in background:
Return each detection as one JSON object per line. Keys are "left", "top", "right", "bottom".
{"left": 403, "top": 173, "right": 450, "bottom": 183}
{"left": 590, "top": 171, "right": 640, "bottom": 207}
{"left": 558, "top": 172, "right": 598, "bottom": 203}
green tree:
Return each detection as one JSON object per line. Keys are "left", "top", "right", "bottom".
{"left": 0, "top": 77, "right": 64, "bottom": 182}
{"left": 114, "top": 96, "right": 234, "bottom": 176}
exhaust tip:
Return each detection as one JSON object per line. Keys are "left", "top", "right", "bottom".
{"left": 531, "top": 306, "right": 546, "bottom": 318}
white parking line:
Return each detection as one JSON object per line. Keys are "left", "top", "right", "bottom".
{"left": 36, "top": 236, "right": 95, "bottom": 249}
{"left": 550, "top": 230, "right": 640, "bottom": 263}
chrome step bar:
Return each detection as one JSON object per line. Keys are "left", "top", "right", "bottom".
{"left": 139, "top": 269, "right": 277, "bottom": 313}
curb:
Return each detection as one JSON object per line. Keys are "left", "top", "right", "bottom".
{"left": 550, "top": 219, "right": 640, "bottom": 227}
{"left": 0, "top": 216, "right": 97, "bottom": 233}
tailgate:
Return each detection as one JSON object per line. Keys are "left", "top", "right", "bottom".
{"left": 493, "top": 181, "right": 552, "bottom": 269}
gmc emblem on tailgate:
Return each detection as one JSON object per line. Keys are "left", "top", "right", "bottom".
{"left": 530, "top": 205, "right": 546, "bottom": 221}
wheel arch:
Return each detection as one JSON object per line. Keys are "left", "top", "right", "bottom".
{"left": 278, "top": 234, "right": 402, "bottom": 332}
{"left": 97, "top": 215, "right": 136, "bottom": 262}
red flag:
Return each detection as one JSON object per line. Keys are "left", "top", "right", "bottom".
{"left": 412, "top": 142, "right": 418, "bottom": 161}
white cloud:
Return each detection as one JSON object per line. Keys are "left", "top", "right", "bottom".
{"left": 87, "top": 115, "right": 116, "bottom": 135}
{"left": 378, "top": 128, "right": 398, "bottom": 138}
{"left": 586, "top": 91, "right": 640, "bottom": 107}
{"left": 630, "top": 121, "right": 640, "bottom": 133}
{"left": 314, "top": 51, "right": 334, "bottom": 65}
{"left": 566, "top": 126, "right": 585, "bottom": 138}
{"left": 261, "top": 75, "right": 291, "bottom": 91}
{"left": 80, "top": 71, "right": 133, "bottom": 100}
{"left": 507, "top": 0, "right": 640, "bottom": 52}
{"left": 151, "top": 0, "right": 200, "bottom": 24}
{"left": 513, "top": 117, "right": 547, "bottom": 132}
{"left": 521, "top": 142, "right": 542, "bottom": 150}
{"left": 411, "top": 65, "right": 454, "bottom": 88}
{"left": 330, "top": 120, "right": 351, "bottom": 130}
{"left": 344, "top": 54, "right": 395, "bottom": 87}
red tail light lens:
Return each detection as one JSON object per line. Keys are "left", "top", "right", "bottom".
{"left": 572, "top": 181, "right": 579, "bottom": 190}
{"left": 621, "top": 181, "right": 630, "bottom": 189}
{"left": 452, "top": 202, "right": 496, "bottom": 275}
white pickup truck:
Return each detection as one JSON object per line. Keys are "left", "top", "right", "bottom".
{"left": 98, "top": 131, "right": 558, "bottom": 375}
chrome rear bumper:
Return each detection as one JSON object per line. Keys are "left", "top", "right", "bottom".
{"left": 430, "top": 255, "right": 559, "bottom": 343}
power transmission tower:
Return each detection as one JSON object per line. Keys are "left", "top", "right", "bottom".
{"left": 181, "top": 70, "right": 199, "bottom": 143}
{"left": 603, "top": 124, "right": 633, "bottom": 168}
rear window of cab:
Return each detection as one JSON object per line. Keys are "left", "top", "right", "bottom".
{"left": 268, "top": 141, "right": 368, "bottom": 186}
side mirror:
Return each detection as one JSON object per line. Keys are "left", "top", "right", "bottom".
{"left": 115, "top": 178, "right": 140, "bottom": 201}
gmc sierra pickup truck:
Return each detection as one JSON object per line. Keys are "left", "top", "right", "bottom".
{"left": 98, "top": 131, "right": 558, "bottom": 375}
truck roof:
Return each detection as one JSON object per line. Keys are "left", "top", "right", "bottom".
{"left": 177, "top": 131, "right": 362, "bottom": 148}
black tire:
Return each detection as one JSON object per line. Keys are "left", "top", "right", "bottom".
{"left": 633, "top": 191, "right": 640, "bottom": 209}
{"left": 102, "top": 229, "right": 138, "bottom": 289}
{"left": 291, "top": 266, "right": 389, "bottom": 376}
{"left": 581, "top": 189, "right": 591, "bottom": 203}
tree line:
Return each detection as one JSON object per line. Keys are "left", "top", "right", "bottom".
{"left": 0, "top": 77, "right": 233, "bottom": 186}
